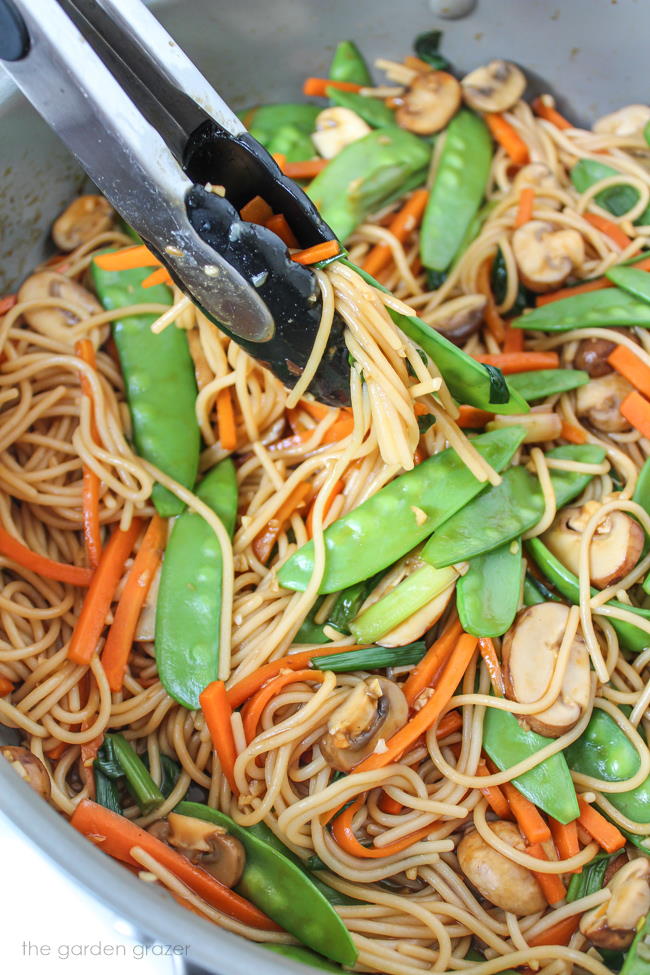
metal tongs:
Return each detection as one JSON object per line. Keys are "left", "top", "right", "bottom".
{"left": 0, "top": 0, "right": 350, "bottom": 404}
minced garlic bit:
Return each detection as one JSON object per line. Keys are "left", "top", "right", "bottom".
{"left": 373, "top": 738, "right": 389, "bottom": 754}
{"left": 411, "top": 505, "right": 428, "bottom": 526}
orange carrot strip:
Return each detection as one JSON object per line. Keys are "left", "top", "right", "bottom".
{"left": 402, "top": 617, "right": 463, "bottom": 706}
{"left": 528, "top": 915, "right": 579, "bottom": 948}
{"left": 608, "top": 344, "right": 650, "bottom": 398}
{"left": 141, "top": 267, "right": 172, "bottom": 289}
{"left": 303, "top": 78, "right": 362, "bottom": 97}
{"left": 485, "top": 113, "right": 529, "bottom": 166}
{"left": 0, "top": 676, "right": 14, "bottom": 696}
{"left": 242, "top": 669, "right": 326, "bottom": 743}
{"left": 283, "top": 159, "right": 329, "bottom": 180}
{"left": 300, "top": 399, "right": 343, "bottom": 422}
{"left": 101, "top": 515, "right": 167, "bottom": 692}
{"left": 362, "top": 188, "right": 429, "bottom": 277}
{"left": 478, "top": 637, "right": 505, "bottom": 695}
{"left": 271, "top": 152, "right": 287, "bottom": 172}
{"left": 67, "top": 519, "right": 143, "bottom": 666}
{"left": 378, "top": 793, "right": 403, "bottom": 815}
{"left": 577, "top": 796, "right": 626, "bottom": 852}
{"left": 0, "top": 525, "right": 93, "bottom": 587}
{"left": 526, "top": 842, "right": 567, "bottom": 905}
{"left": 306, "top": 478, "right": 345, "bottom": 538}
{"left": 291, "top": 240, "right": 340, "bottom": 265}
{"left": 93, "top": 245, "right": 160, "bottom": 271}
{"left": 286, "top": 407, "right": 308, "bottom": 435}
{"left": 70, "top": 799, "right": 278, "bottom": 929}
{"left": 502, "top": 322, "right": 524, "bottom": 353}
{"left": 265, "top": 214, "right": 299, "bottom": 249}
{"left": 532, "top": 97, "right": 573, "bottom": 131}
{"left": 503, "top": 782, "right": 551, "bottom": 845}
{"left": 200, "top": 681, "right": 239, "bottom": 795}
{"left": 0, "top": 295, "right": 16, "bottom": 315}
{"left": 240, "top": 195, "right": 274, "bottom": 225}
{"left": 216, "top": 387, "right": 237, "bottom": 451}
{"left": 403, "top": 56, "right": 434, "bottom": 73}
{"left": 45, "top": 741, "right": 67, "bottom": 760}
{"left": 561, "top": 420, "right": 588, "bottom": 445}
{"left": 331, "top": 797, "right": 436, "bottom": 859}
{"left": 536, "top": 276, "right": 612, "bottom": 306}
{"left": 476, "top": 258, "right": 506, "bottom": 343}
{"left": 583, "top": 212, "right": 632, "bottom": 250}
{"left": 457, "top": 406, "right": 494, "bottom": 429}
{"left": 621, "top": 390, "right": 650, "bottom": 440}
{"left": 252, "top": 482, "right": 312, "bottom": 564}
{"left": 323, "top": 414, "right": 354, "bottom": 443}
{"left": 477, "top": 759, "right": 511, "bottom": 819}
{"left": 472, "top": 351, "right": 559, "bottom": 374}
{"left": 548, "top": 817, "right": 581, "bottom": 874}
{"left": 75, "top": 339, "right": 102, "bottom": 569}
{"left": 515, "top": 187, "right": 535, "bottom": 228}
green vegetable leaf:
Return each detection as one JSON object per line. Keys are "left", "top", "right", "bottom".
{"left": 566, "top": 852, "right": 616, "bottom": 903}
{"left": 414, "top": 30, "right": 451, "bottom": 70}
{"left": 484, "top": 364, "right": 510, "bottom": 404}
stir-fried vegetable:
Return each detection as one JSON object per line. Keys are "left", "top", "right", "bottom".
{"left": 506, "top": 368, "right": 589, "bottom": 400}
{"left": 514, "top": 287, "right": 650, "bottom": 331}
{"left": 571, "top": 158, "right": 650, "bottom": 225}
{"left": 456, "top": 540, "right": 523, "bottom": 637}
{"left": 328, "top": 39, "right": 373, "bottom": 86}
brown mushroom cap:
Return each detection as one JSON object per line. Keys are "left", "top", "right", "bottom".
{"left": 431, "top": 297, "right": 486, "bottom": 347}
{"left": 457, "top": 822, "right": 546, "bottom": 916}
{"left": 17, "top": 271, "right": 103, "bottom": 334}
{"left": 512, "top": 221, "right": 584, "bottom": 293}
{"left": 311, "top": 107, "right": 371, "bottom": 159}
{"left": 580, "top": 857, "right": 650, "bottom": 950}
{"left": 1, "top": 745, "right": 51, "bottom": 799}
{"left": 575, "top": 372, "right": 633, "bottom": 433}
{"left": 320, "top": 677, "right": 408, "bottom": 772}
{"left": 166, "top": 813, "right": 245, "bottom": 888}
{"left": 574, "top": 338, "right": 617, "bottom": 378}
{"left": 502, "top": 603, "right": 591, "bottom": 737}
{"left": 396, "top": 71, "right": 461, "bottom": 135}
{"left": 542, "top": 503, "right": 644, "bottom": 589}
{"left": 460, "top": 60, "right": 526, "bottom": 113}
{"left": 52, "top": 195, "right": 114, "bottom": 252}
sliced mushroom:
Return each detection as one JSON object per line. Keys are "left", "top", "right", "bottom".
{"left": 513, "top": 163, "right": 561, "bottom": 209}
{"left": 134, "top": 565, "right": 161, "bottom": 642}
{"left": 512, "top": 220, "right": 584, "bottom": 293}
{"left": 542, "top": 502, "right": 644, "bottom": 589}
{"left": 378, "top": 580, "right": 456, "bottom": 647}
{"left": 1, "top": 745, "right": 51, "bottom": 799}
{"left": 575, "top": 372, "right": 634, "bottom": 433}
{"left": 502, "top": 603, "right": 591, "bottom": 737}
{"left": 162, "top": 812, "right": 245, "bottom": 888}
{"left": 460, "top": 60, "right": 526, "bottom": 114}
{"left": 17, "top": 271, "right": 102, "bottom": 334}
{"left": 395, "top": 71, "right": 461, "bottom": 134}
{"left": 311, "top": 107, "right": 371, "bottom": 159}
{"left": 457, "top": 822, "right": 546, "bottom": 916}
{"left": 581, "top": 857, "right": 650, "bottom": 950}
{"left": 488, "top": 410, "right": 562, "bottom": 443}
{"left": 429, "top": 295, "right": 486, "bottom": 346}
{"left": 594, "top": 105, "right": 650, "bottom": 139}
{"left": 52, "top": 194, "right": 114, "bottom": 252}
{"left": 319, "top": 677, "right": 408, "bottom": 772}
{"left": 574, "top": 338, "right": 617, "bottom": 378}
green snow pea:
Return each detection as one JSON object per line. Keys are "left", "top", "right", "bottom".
{"left": 621, "top": 911, "right": 650, "bottom": 975}
{"left": 326, "top": 86, "right": 394, "bottom": 128}
{"left": 347, "top": 260, "right": 530, "bottom": 414}
{"left": 328, "top": 40, "right": 373, "bottom": 86}
{"left": 457, "top": 540, "right": 522, "bottom": 638}
{"left": 350, "top": 565, "right": 456, "bottom": 644}
{"left": 278, "top": 426, "right": 526, "bottom": 594}
{"left": 526, "top": 536, "right": 650, "bottom": 653}
{"left": 420, "top": 110, "right": 492, "bottom": 272}
{"left": 264, "top": 945, "right": 344, "bottom": 973}
{"left": 91, "top": 261, "right": 199, "bottom": 516}
{"left": 483, "top": 706, "right": 579, "bottom": 823}
{"left": 245, "top": 102, "right": 320, "bottom": 139}
{"left": 607, "top": 266, "right": 650, "bottom": 304}
{"left": 308, "top": 128, "right": 430, "bottom": 241}
{"left": 156, "top": 459, "right": 237, "bottom": 709}
{"left": 506, "top": 368, "right": 589, "bottom": 401}
{"left": 523, "top": 572, "right": 560, "bottom": 608}
{"left": 423, "top": 444, "right": 605, "bottom": 568}
{"left": 634, "top": 457, "right": 650, "bottom": 515}
{"left": 513, "top": 287, "right": 650, "bottom": 331}
{"left": 295, "top": 603, "right": 329, "bottom": 644}
{"left": 566, "top": 708, "right": 650, "bottom": 829}
{"left": 174, "top": 802, "right": 357, "bottom": 965}
{"left": 571, "top": 159, "right": 650, "bottom": 225}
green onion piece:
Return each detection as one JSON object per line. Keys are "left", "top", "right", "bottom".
{"left": 310, "top": 641, "right": 426, "bottom": 673}
{"left": 109, "top": 733, "right": 165, "bottom": 814}
{"left": 350, "top": 564, "right": 456, "bottom": 644}
{"left": 94, "top": 767, "right": 123, "bottom": 815}
{"left": 566, "top": 852, "right": 616, "bottom": 903}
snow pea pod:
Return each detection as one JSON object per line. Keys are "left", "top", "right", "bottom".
{"left": 607, "top": 266, "right": 650, "bottom": 304}
{"left": 483, "top": 706, "right": 579, "bottom": 823}
{"left": 506, "top": 368, "right": 588, "bottom": 401}
{"left": 423, "top": 444, "right": 605, "bottom": 568}
{"left": 327, "top": 86, "right": 394, "bottom": 128}
{"left": 420, "top": 110, "right": 492, "bottom": 272}
{"left": 348, "top": 261, "right": 530, "bottom": 415}
{"left": 91, "top": 262, "right": 199, "bottom": 517}
{"left": 571, "top": 159, "right": 650, "bottom": 225}
{"left": 245, "top": 103, "right": 320, "bottom": 138}
{"left": 566, "top": 708, "right": 650, "bottom": 828}
{"left": 156, "top": 459, "right": 237, "bottom": 709}
{"left": 633, "top": 457, "right": 650, "bottom": 515}
{"left": 525, "top": 537, "right": 650, "bottom": 653}
{"left": 513, "top": 288, "right": 650, "bottom": 331}
{"left": 328, "top": 40, "right": 373, "bottom": 86}
{"left": 308, "top": 128, "right": 430, "bottom": 241}
{"left": 621, "top": 911, "right": 650, "bottom": 975}
{"left": 457, "top": 541, "right": 522, "bottom": 638}
{"left": 175, "top": 802, "right": 357, "bottom": 965}
{"left": 278, "top": 426, "right": 526, "bottom": 594}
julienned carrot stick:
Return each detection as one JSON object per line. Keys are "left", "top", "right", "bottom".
{"left": 93, "top": 245, "right": 160, "bottom": 272}
{"left": 291, "top": 240, "right": 340, "bottom": 265}
{"left": 268, "top": 413, "right": 354, "bottom": 452}
{"left": 502, "top": 781, "right": 551, "bottom": 845}
{"left": 283, "top": 159, "right": 329, "bottom": 180}
{"left": 331, "top": 796, "right": 436, "bottom": 859}
{"left": 0, "top": 676, "right": 14, "bottom": 696}
{"left": 584, "top": 212, "right": 632, "bottom": 250}
{"left": 472, "top": 351, "right": 560, "bottom": 374}
{"left": 141, "top": 267, "right": 172, "bottom": 289}
{"left": 476, "top": 759, "right": 511, "bottom": 819}
{"left": 525, "top": 843, "right": 567, "bottom": 905}
{"left": 0, "top": 525, "right": 93, "bottom": 587}
{"left": 536, "top": 276, "right": 612, "bottom": 306}
{"left": 620, "top": 390, "right": 650, "bottom": 440}
{"left": 200, "top": 680, "right": 239, "bottom": 794}
{"left": 303, "top": 78, "right": 362, "bottom": 97}
{"left": 70, "top": 799, "right": 277, "bottom": 929}
{"left": 456, "top": 406, "right": 494, "bottom": 429}
{"left": 532, "top": 97, "right": 572, "bottom": 131}
{"left": 402, "top": 617, "right": 463, "bottom": 706}
{"left": 528, "top": 915, "right": 580, "bottom": 948}
{"left": 300, "top": 399, "right": 340, "bottom": 422}
{"left": 67, "top": 519, "right": 143, "bottom": 667}
{"left": 577, "top": 796, "right": 626, "bottom": 852}
{"left": 476, "top": 258, "right": 505, "bottom": 343}
{"left": 561, "top": 420, "right": 588, "bottom": 445}
{"left": 75, "top": 339, "right": 102, "bottom": 570}
{"left": 608, "top": 344, "right": 650, "bottom": 398}
{"left": 548, "top": 817, "right": 580, "bottom": 873}
{"left": 240, "top": 195, "right": 273, "bottom": 225}
{"left": 485, "top": 113, "right": 529, "bottom": 166}
{"left": 265, "top": 214, "right": 299, "bottom": 249}
{"left": 216, "top": 387, "right": 237, "bottom": 452}
{"left": 0, "top": 294, "right": 16, "bottom": 315}
{"left": 242, "top": 669, "right": 326, "bottom": 742}
{"left": 306, "top": 478, "right": 345, "bottom": 538}
{"left": 515, "top": 187, "right": 535, "bottom": 228}
{"left": 362, "top": 189, "right": 429, "bottom": 277}
{"left": 45, "top": 741, "right": 67, "bottom": 760}
{"left": 252, "top": 482, "right": 312, "bottom": 564}
{"left": 502, "top": 323, "right": 524, "bottom": 353}
{"left": 101, "top": 515, "right": 167, "bottom": 692}
{"left": 477, "top": 637, "right": 505, "bottom": 696}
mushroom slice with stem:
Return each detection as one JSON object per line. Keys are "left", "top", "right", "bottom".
{"left": 502, "top": 602, "right": 591, "bottom": 737}
{"left": 52, "top": 194, "right": 115, "bottom": 251}
{"left": 593, "top": 105, "right": 650, "bottom": 139}
{"left": 575, "top": 372, "right": 634, "bottom": 433}
{"left": 17, "top": 271, "right": 103, "bottom": 335}
{"left": 151, "top": 812, "right": 246, "bottom": 889}
{"left": 457, "top": 821, "right": 546, "bottom": 916}
{"left": 512, "top": 220, "right": 584, "bottom": 293}
{"left": 311, "top": 107, "right": 371, "bottom": 159}
{"left": 574, "top": 338, "right": 617, "bottom": 378}
{"left": 460, "top": 60, "right": 526, "bottom": 114}
{"left": 542, "top": 501, "right": 644, "bottom": 589}
{"left": 581, "top": 857, "right": 650, "bottom": 950}
{"left": 319, "top": 677, "right": 408, "bottom": 772}
{"left": 1, "top": 745, "right": 51, "bottom": 799}
{"left": 395, "top": 71, "right": 462, "bottom": 135}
